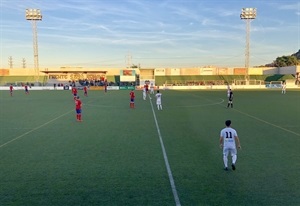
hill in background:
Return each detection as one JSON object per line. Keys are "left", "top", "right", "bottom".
{"left": 265, "top": 49, "right": 300, "bottom": 67}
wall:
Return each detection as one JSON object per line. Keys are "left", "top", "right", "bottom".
{"left": 2, "top": 66, "right": 299, "bottom": 81}
{"left": 263, "top": 67, "right": 278, "bottom": 75}
{"left": 248, "top": 67, "right": 263, "bottom": 75}
{"left": 7, "top": 68, "right": 44, "bottom": 76}
{"left": 180, "top": 68, "right": 200, "bottom": 75}
{"left": 278, "top": 66, "right": 297, "bottom": 74}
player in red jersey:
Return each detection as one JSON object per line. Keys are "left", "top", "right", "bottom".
{"left": 24, "top": 85, "right": 29, "bottom": 95}
{"left": 9, "top": 84, "right": 13, "bottom": 96}
{"left": 83, "top": 86, "right": 88, "bottom": 97}
{"left": 130, "top": 90, "right": 135, "bottom": 108}
{"left": 144, "top": 84, "right": 149, "bottom": 94}
{"left": 72, "top": 87, "right": 78, "bottom": 100}
{"left": 75, "top": 96, "right": 82, "bottom": 121}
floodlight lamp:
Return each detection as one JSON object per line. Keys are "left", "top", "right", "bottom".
{"left": 26, "top": 9, "right": 42, "bottom": 21}
{"left": 240, "top": 8, "right": 257, "bottom": 19}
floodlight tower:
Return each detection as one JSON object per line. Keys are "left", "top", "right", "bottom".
{"left": 240, "top": 8, "right": 256, "bottom": 82}
{"left": 26, "top": 9, "right": 42, "bottom": 85}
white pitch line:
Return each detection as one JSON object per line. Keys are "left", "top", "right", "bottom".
{"left": 0, "top": 110, "right": 74, "bottom": 149}
{"left": 189, "top": 93, "right": 300, "bottom": 136}
{"left": 233, "top": 109, "right": 300, "bottom": 137}
{"left": 149, "top": 95, "right": 181, "bottom": 206}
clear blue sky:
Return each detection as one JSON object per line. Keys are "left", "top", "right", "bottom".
{"left": 0, "top": 0, "right": 299, "bottom": 68}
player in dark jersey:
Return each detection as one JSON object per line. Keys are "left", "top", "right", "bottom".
{"left": 24, "top": 85, "right": 29, "bottom": 95}
{"left": 227, "top": 89, "right": 233, "bottom": 108}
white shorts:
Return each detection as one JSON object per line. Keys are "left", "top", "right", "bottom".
{"left": 223, "top": 147, "right": 237, "bottom": 156}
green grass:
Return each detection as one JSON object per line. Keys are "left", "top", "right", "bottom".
{"left": 0, "top": 89, "right": 300, "bottom": 205}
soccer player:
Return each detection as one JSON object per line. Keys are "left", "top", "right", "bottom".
{"left": 144, "top": 83, "right": 149, "bottom": 94}
{"left": 24, "top": 84, "right": 29, "bottom": 95}
{"left": 104, "top": 80, "right": 108, "bottom": 93}
{"left": 150, "top": 83, "right": 155, "bottom": 94}
{"left": 155, "top": 90, "right": 162, "bottom": 110}
{"left": 143, "top": 87, "right": 147, "bottom": 100}
{"left": 130, "top": 90, "right": 135, "bottom": 108}
{"left": 9, "top": 84, "right": 13, "bottom": 96}
{"left": 281, "top": 82, "right": 286, "bottom": 94}
{"left": 83, "top": 86, "right": 88, "bottom": 97}
{"left": 227, "top": 84, "right": 231, "bottom": 97}
{"left": 227, "top": 89, "right": 233, "bottom": 108}
{"left": 72, "top": 87, "right": 78, "bottom": 100}
{"left": 219, "top": 120, "right": 241, "bottom": 171}
{"left": 75, "top": 96, "right": 82, "bottom": 121}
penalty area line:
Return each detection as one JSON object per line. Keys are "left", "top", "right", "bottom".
{"left": 0, "top": 110, "right": 74, "bottom": 149}
{"left": 149, "top": 96, "right": 181, "bottom": 206}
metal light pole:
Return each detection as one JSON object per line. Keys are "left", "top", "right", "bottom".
{"left": 240, "top": 8, "right": 256, "bottom": 82}
{"left": 26, "top": 9, "right": 42, "bottom": 85}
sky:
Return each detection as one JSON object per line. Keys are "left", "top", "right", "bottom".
{"left": 0, "top": 0, "right": 299, "bottom": 69}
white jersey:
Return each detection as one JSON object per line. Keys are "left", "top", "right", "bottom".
{"left": 150, "top": 84, "right": 154, "bottom": 94}
{"left": 155, "top": 93, "right": 162, "bottom": 104}
{"left": 227, "top": 89, "right": 231, "bottom": 97}
{"left": 220, "top": 127, "right": 237, "bottom": 149}
{"left": 143, "top": 88, "right": 146, "bottom": 99}
{"left": 227, "top": 85, "right": 230, "bottom": 97}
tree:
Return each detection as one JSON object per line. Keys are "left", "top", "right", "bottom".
{"left": 292, "top": 49, "right": 300, "bottom": 59}
{"left": 273, "top": 55, "right": 299, "bottom": 67}
{"left": 130, "top": 64, "right": 138, "bottom": 68}
{"left": 265, "top": 49, "right": 300, "bottom": 67}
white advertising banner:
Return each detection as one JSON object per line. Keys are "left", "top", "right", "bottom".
{"left": 120, "top": 70, "right": 136, "bottom": 82}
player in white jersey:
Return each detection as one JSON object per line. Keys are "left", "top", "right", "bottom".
{"left": 155, "top": 90, "right": 162, "bottom": 110}
{"left": 143, "top": 87, "right": 147, "bottom": 100}
{"left": 227, "top": 84, "right": 231, "bottom": 97}
{"left": 219, "top": 120, "right": 241, "bottom": 171}
{"left": 281, "top": 82, "right": 286, "bottom": 94}
{"left": 150, "top": 83, "right": 155, "bottom": 94}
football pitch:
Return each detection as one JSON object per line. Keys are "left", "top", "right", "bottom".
{"left": 0, "top": 89, "right": 299, "bottom": 206}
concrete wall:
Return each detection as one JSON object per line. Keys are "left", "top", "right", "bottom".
{"left": 180, "top": 68, "right": 200, "bottom": 75}
{"left": 248, "top": 68, "right": 263, "bottom": 75}
{"left": 2, "top": 66, "right": 299, "bottom": 78}
{"left": 263, "top": 67, "right": 279, "bottom": 75}
{"left": 278, "top": 66, "right": 297, "bottom": 74}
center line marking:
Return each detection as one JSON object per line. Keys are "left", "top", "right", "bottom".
{"left": 149, "top": 95, "right": 181, "bottom": 206}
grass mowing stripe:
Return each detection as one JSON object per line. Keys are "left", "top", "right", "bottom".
{"left": 0, "top": 109, "right": 74, "bottom": 149}
{"left": 233, "top": 108, "right": 300, "bottom": 137}
{"left": 190, "top": 91, "right": 300, "bottom": 137}
{"left": 168, "top": 98, "right": 224, "bottom": 108}
{"left": 0, "top": 94, "right": 104, "bottom": 149}
{"left": 149, "top": 94, "right": 181, "bottom": 206}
